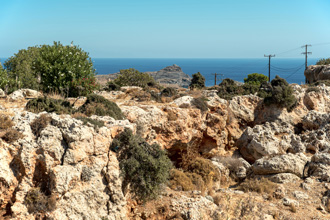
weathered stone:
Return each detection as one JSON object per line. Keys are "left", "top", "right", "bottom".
{"left": 304, "top": 64, "right": 330, "bottom": 83}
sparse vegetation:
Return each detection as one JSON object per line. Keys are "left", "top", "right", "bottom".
{"left": 0, "top": 115, "right": 14, "bottom": 130}
{"left": 104, "top": 81, "right": 121, "bottom": 91}
{"left": 191, "top": 97, "right": 208, "bottom": 112}
{"left": 316, "top": 58, "right": 330, "bottom": 65}
{"left": 238, "top": 178, "right": 277, "bottom": 194}
{"left": 113, "top": 68, "right": 156, "bottom": 88}
{"left": 2, "top": 128, "right": 24, "bottom": 143}
{"left": 190, "top": 72, "right": 205, "bottom": 89}
{"left": 111, "top": 128, "right": 173, "bottom": 202}
{"left": 264, "top": 75, "right": 297, "bottom": 112}
{"left": 24, "top": 187, "right": 56, "bottom": 214}
{"left": 25, "top": 97, "right": 73, "bottom": 114}
{"left": 306, "top": 87, "right": 320, "bottom": 93}
{"left": 30, "top": 114, "right": 52, "bottom": 137}
{"left": 78, "top": 94, "right": 125, "bottom": 119}
{"left": 161, "top": 87, "right": 178, "bottom": 97}
{"left": 76, "top": 116, "right": 105, "bottom": 129}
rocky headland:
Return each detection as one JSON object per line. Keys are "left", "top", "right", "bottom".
{"left": 96, "top": 64, "right": 191, "bottom": 88}
{"left": 2, "top": 78, "right": 330, "bottom": 219}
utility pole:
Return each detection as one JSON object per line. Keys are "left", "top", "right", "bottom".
{"left": 302, "top": 44, "right": 312, "bottom": 70}
{"left": 264, "top": 54, "right": 275, "bottom": 82}
{"left": 212, "top": 73, "right": 217, "bottom": 86}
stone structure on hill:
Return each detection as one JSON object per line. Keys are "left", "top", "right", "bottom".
{"left": 304, "top": 64, "right": 330, "bottom": 83}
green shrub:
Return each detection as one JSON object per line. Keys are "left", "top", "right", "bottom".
{"left": 244, "top": 73, "right": 268, "bottom": 85}
{"left": 113, "top": 68, "right": 156, "bottom": 88}
{"left": 76, "top": 116, "right": 105, "bottom": 129}
{"left": 217, "top": 78, "right": 245, "bottom": 100}
{"left": 0, "top": 62, "right": 8, "bottom": 90}
{"left": 104, "top": 81, "right": 121, "bottom": 91}
{"left": 111, "top": 128, "right": 173, "bottom": 202}
{"left": 190, "top": 72, "right": 205, "bottom": 89}
{"left": 78, "top": 94, "right": 124, "bottom": 120}
{"left": 306, "top": 87, "right": 320, "bottom": 93}
{"left": 264, "top": 75, "right": 297, "bottom": 112}
{"left": 316, "top": 58, "right": 330, "bottom": 65}
{"left": 25, "top": 97, "right": 72, "bottom": 114}
{"left": 161, "top": 87, "right": 177, "bottom": 97}
{"left": 191, "top": 97, "right": 208, "bottom": 113}
{"left": 30, "top": 114, "right": 52, "bottom": 137}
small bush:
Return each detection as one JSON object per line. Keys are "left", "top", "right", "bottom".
{"left": 316, "top": 58, "right": 330, "bottom": 65}
{"left": 244, "top": 73, "right": 268, "bottom": 85}
{"left": 264, "top": 75, "right": 297, "bottom": 112}
{"left": 30, "top": 114, "right": 52, "bottom": 137}
{"left": 2, "top": 128, "right": 24, "bottom": 143}
{"left": 78, "top": 94, "right": 124, "bottom": 120}
{"left": 104, "top": 81, "right": 121, "bottom": 91}
{"left": 0, "top": 115, "right": 14, "bottom": 130}
{"left": 167, "top": 111, "right": 178, "bottom": 121}
{"left": 25, "top": 187, "right": 56, "bottom": 214}
{"left": 161, "top": 87, "right": 177, "bottom": 97}
{"left": 238, "top": 178, "right": 277, "bottom": 194}
{"left": 187, "top": 157, "right": 220, "bottom": 186}
{"left": 111, "top": 128, "right": 173, "bottom": 202}
{"left": 25, "top": 97, "right": 72, "bottom": 114}
{"left": 310, "top": 80, "right": 330, "bottom": 87}
{"left": 191, "top": 97, "right": 208, "bottom": 113}
{"left": 76, "top": 116, "right": 104, "bottom": 129}
{"left": 169, "top": 169, "right": 205, "bottom": 192}
{"left": 190, "top": 72, "right": 205, "bottom": 89}
{"left": 217, "top": 79, "right": 245, "bottom": 100}
{"left": 113, "top": 68, "right": 156, "bottom": 88}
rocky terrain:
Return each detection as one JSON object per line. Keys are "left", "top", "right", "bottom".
{"left": 305, "top": 64, "right": 330, "bottom": 83}
{"left": 96, "top": 64, "right": 191, "bottom": 87}
{"left": 2, "top": 82, "right": 330, "bottom": 219}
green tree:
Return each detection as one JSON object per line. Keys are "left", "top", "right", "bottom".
{"left": 4, "top": 47, "right": 40, "bottom": 92}
{"left": 316, "top": 58, "right": 330, "bottom": 65}
{"left": 190, "top": 72, "right": 205, "bottom": 89}
{"left": 113, "top": 68, "right": 156, "bottom": 88}
{"left": 111, "top": 128, "right": 173, "bottom": 202}
{"left": 0, "top": 62, "right": 9, "bottom": 90}
{"left": 244, "top": 73, "right": 268, "bottom": 85}
{"left": 34, "top": 42, "right": 97, "bottom": 96}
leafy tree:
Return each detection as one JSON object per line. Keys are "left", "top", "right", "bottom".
{"left": 244, "top": 73, "right": 268, "bottom": 85}
{"left": 190, "top": 72, "right": 205, "bottom": 89}
{"left": 4, "top": 47, "right": 40, "bottom": 92}
{"left": 34, "top": 42, "right": 97, "bottom": 96}
{"left": 264, "top": 75, "right": 297, "bottom": 112}
{"left": 113, "top": 68, "right": 156, "bottom": 88}
{"left": 0, "top": 62, "right": 9, "bottom": 90}
{"left": 111, "top": 128, "right": 173, "bottom": 202}
{"left": 316, "top": 58, "right": 330, "bottom": 65}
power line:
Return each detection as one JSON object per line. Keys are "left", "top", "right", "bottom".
{"left": 285, "top": 65, "right": 306, "bottom": 80}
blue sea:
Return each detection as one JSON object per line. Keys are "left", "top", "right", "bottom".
{"left": 92, "top": 58, "right": 319, "bottom": 87}
{"left": 1, "top": 57, "right": 320, "bottom": 87}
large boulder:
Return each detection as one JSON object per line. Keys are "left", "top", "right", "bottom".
{"left": 150, "top": 64, "right": 191, "bottom": 88}
{"left": 304, "top": 65, "right": 330, "bottom": 83}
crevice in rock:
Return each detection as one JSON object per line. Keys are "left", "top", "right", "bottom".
{"left": 32, "top": 160, "right": 51, "bottom": 196}
{"left": 60, "top": 134, "right": 69, "bottom": 166}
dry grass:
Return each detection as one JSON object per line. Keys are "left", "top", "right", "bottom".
{"left": 0, "top": 115, "right": 14, "bottom": 130}
{"left": 46, "top": 91, "right": 65, "bottom": 100}
{"left": 167, "top": 111, "right": 178, "bottom": 121}
{"left": 2, "top": 128, "right": 24, "bottom": 143}
{"left": 238, "top": 178, "right": 277, "bottom": 195}
{"left": 30, "top": 114, "right": 52, "bottom": 137}
{"left": 169, "top": 169, "right": 205, "bottom": 192}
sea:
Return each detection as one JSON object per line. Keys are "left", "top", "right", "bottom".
{"left": 92, "top": 58, "right": 320, "bottom": 87}
{"left": 1, "top": 58, "right": 320, "bottom": 87}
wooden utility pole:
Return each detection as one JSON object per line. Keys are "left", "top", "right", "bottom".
{"left": 212, "top": 73, "right": 224, "bottom": 86}
{"left": 302, "top": 44, "right": 312, "bottom": 84}
{"left": 264, "top": 54, "right": 275, "bottom": 82}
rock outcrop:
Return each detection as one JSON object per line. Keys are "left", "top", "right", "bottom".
{"left": 150, "top": 64, "right": 191, "bottom": 88}
{"left": 305, "top": 64, "right": 330, "bottom": 83}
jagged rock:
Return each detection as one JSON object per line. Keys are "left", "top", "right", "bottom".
{"left": 308, "top": 153, "right": 330, "bottom": 182}
{"left": 8, "top": 89, "right": 42, "bottom": 101}
{"left": 150, "top": 64, "right": 191, "bottom": 88}
{"left": 283, "top": 197, "right": 299, "bottom": 207}
{"left": 172, "top": 96, "right": 194, "bottom": 108}
{"left": 252, "top": 153, "right": 309, "bottom": 177}
{"left": 293, "top": 191, "right": 309, "bottom": 200}
{"left": 302, "top": 111, "right": 330, "bottom": 130}
{"left": 304, "top": 64, "right": 330, "bottom": 83}
{"left": 120, "top": 86, "right": 142, "bottom": 92}
{"left": 267, "top": 173, "right": 301, "bottom": 184}
{"left": 237, "top": 121, "right": 297, "bottom": 163}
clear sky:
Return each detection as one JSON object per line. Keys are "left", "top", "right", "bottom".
{"left": 0, "top": 0, "right": 330, "bottom": 58}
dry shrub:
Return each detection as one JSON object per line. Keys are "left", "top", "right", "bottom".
{"left": 167, "top": 111, "right": 178, "bottom": 121}
{"left": 2, "top": 128, "right": 24, "bottom": 143}
{"left": 290, "top": 203, "right": 297, "bottom": 213}
{"left": 30, "top": 114, "right": 52, "bottom": 137}
{"left": 128, "top": 90, "right": 151, "bottom": 102}
{"left": 161, "top": 96, "right": 173, "bottom": 103}
{"left": 25, "top": 187, "right": 56, "bottom": 214}
{"left": 238, "top": 178, "right": 277, "bottom": 195}
{"left": 71, "top": 112, "right": 87, "bottom": 118}
{"left": 187, "top": 157, "right": 220, "bottom": 186}
{"left": 212, "top": 193, "right": 222, "bottom": 206}
{"left": 179, "top": 103, "right": 190, "bottom": 108}
{"left": 216, "top": 157, "right": 243, "bottom": 174}
{"left": 169, "top": 169, "right": 204, "bottom": 192}
{"left": 0, "top": 115, "right": 14, "bottom": 130}
{"left": 191, "top": 97, "right": 208, "bottom": 113}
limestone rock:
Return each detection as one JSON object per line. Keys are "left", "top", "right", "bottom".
{"left": 252, "top": 153, "right": 309, "bottom": 177}
{"left": 304, "top": 64, "right": 330, "bottom": 83}
{"left": 283, "top": 197, "right": 299, "bottom": 207}
{"left": 308, "top": 153, "right": 330, "bottom": 182}
{"left": 0, "top": 88, "right": 5, "bottom": 97}
{"left": 151, "top": 64, "right": 191, "bottom": 88}
{"left": 8, "top": 89, "right": 42, "bottom": 101}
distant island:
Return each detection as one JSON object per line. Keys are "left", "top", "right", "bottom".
{"left": 96, "top": 64, "right": 191, "bottom": 87}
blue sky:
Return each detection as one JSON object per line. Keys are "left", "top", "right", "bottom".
{"left": 0, "top": 0, "right": 329, "bottom": 58}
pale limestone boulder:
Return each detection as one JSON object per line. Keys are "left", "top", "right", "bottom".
{"left": 252, "top": 153, "right": 309, "bottom": 177}
{"left": 172, "top": 95, "right": 194, "bottom": 107}
{"left": 0, "top": 88, "right": 5, "bottom": 97}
